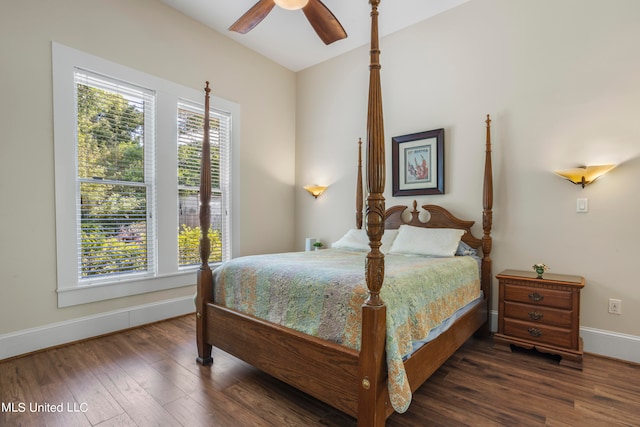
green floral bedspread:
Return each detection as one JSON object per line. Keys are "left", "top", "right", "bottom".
{"left": 213, "top": 248, "right": 480, "bottom": 413}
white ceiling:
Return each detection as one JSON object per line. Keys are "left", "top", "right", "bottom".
{"left": 160, "top": 0, "right": 470, "bottom": 71}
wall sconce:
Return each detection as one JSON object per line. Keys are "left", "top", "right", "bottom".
{"left": 304, "top": 184, "right": 328, "bottom": 199}
{"left": 554, "top": 164, "right": 616, "bottom": 188}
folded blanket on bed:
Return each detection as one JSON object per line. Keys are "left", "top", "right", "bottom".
{"left": 212, "top": 248, "right": 480, "bottom": 413}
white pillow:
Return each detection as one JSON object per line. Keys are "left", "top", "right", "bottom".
{"left": 332, "top": 229, "right": 369, "bottom": 251}
{"left": 332, "top": 228, "right": 399, "bottom": 253}
{"left": 380, "top": 229, "right": 399, "bottom": 254}
{"left": 389, "top": 225, "right": 465, "bottom": 257}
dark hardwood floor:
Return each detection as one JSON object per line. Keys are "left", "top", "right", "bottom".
{"left": 1, "top": 314, "right": 639, "bottom": 426}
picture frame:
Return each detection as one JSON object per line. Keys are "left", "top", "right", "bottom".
{"left": 392, "top": 128, "right": 445, "bottom": 196}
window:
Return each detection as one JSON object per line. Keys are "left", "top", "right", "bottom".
{"left": 177, "top": 101, "right": 231, "bottom": 267}
{"left": 75, "top": 70, "right": 156, "bottom": 282}
{"left": 53, "top": 42, "right": 238, "bottom": 307}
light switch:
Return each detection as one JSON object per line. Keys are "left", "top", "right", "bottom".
{"left": 576, "top": 198, "right": 588, "bottom": 213}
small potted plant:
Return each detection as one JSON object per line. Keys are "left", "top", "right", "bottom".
{"left": 532, "top": 263, "right": 549, "bottom": 278}
{"left": 313, "top": 241, "right": 323, "bottom": 251}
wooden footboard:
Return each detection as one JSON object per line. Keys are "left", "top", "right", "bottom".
{"left": 199, "top": 294, "right": 488, "bottom": 422}
{"left": 205, "top": 303, "right": 361, "bottom": 417}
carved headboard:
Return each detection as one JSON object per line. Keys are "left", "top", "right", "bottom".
{"left": 385, "top": 201, "right": 482, "bottom": 250}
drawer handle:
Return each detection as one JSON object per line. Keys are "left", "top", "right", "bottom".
{"left": 528, "top": 292, "right": 544, "bottom": 302}
{"left": 528, "top": 311, "right": 543, "bottom": 320}
{"left": 528, "top": 327, "right": 542, "bottom": 337}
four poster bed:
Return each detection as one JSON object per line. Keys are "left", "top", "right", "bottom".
{"left": 195, "top": 1, "right": 493, "bottom": 425}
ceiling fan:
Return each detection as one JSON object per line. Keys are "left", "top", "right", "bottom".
{"left": 229, "top": 0, "right": 347, "bottom": 45}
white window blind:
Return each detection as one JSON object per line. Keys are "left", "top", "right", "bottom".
{"left": 177, "top": 101, "right": 231, "bottom": 267}
{"left": 74, "top": 69, "right": 156, "bottom": 282}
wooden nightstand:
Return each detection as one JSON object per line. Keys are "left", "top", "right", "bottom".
{"left": 494, "top": 269, "right": 585, "bottom": 369}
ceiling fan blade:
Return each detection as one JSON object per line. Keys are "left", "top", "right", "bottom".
{"left": 302, "top": 0, "right": 347, "bottom": 45}
{"left": 229, "top": 0, "right": 276, "bottom": 34}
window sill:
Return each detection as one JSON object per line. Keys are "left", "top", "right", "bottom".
{"left": 57, "top": 271, "right": 197, "bottom": 308}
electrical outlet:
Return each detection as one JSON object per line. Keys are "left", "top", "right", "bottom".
{"left": 608, "top": 298, "right": 622, "bottom": 315}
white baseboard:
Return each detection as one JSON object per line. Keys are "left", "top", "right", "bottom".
{"left": 489, "top": 309, "right": 498, "bottom": 333}
{"left": 0, "top": 296, "right": 195, "bottom": 361}
{"left": 489, "top": 310, "right": 640, "bottom": 364}
{"left": 581, "top": 327, "right": 640, "bottom": 364}
{"left": 3, "top": 305, "right": 637, "bottom": 364}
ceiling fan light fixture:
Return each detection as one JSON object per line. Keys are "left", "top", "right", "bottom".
{"left": 274, "top": 0, "right": 309, "bottom": 11}
{"left": 230, "top": 0, "right": 346, "bottom": 45}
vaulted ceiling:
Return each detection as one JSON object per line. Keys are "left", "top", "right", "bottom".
{"left": 160, "top": 0, "right": 470, "bottom": 71}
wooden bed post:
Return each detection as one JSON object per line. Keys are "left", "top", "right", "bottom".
{"left": 358, "top": 1, "right": 388, "bottom": 426}
{"left": 356, "top": 138, "right": 364, "bottom": 230}
{"left": 480, "top": 114, "right": 494, "bottom": 335}
{"left": 196, "top": 82, "right": 213, "bottom": 366}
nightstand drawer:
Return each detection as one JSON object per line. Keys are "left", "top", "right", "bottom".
{"left": 503, "top": 284, "right": 572, "bottom": 309}
{"left": 504, "top": 301, "right": 573, "bottom": 327}
{"left": 503, "top": 318, "right": 573, "bottom": 349}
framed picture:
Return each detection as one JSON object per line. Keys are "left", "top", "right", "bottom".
{"left": 392, "top": 128, "right": 444, "bottom": 196}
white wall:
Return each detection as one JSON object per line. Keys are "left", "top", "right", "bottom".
{"left": 0, "top": 0, "right": 296, "bottom": 339}
{"left": 296, "top": 0, "right": 640, "bottom": 348}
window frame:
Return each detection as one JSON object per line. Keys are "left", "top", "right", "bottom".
{"left": 52, "top": 42, "right": 239, "bottom": 308}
